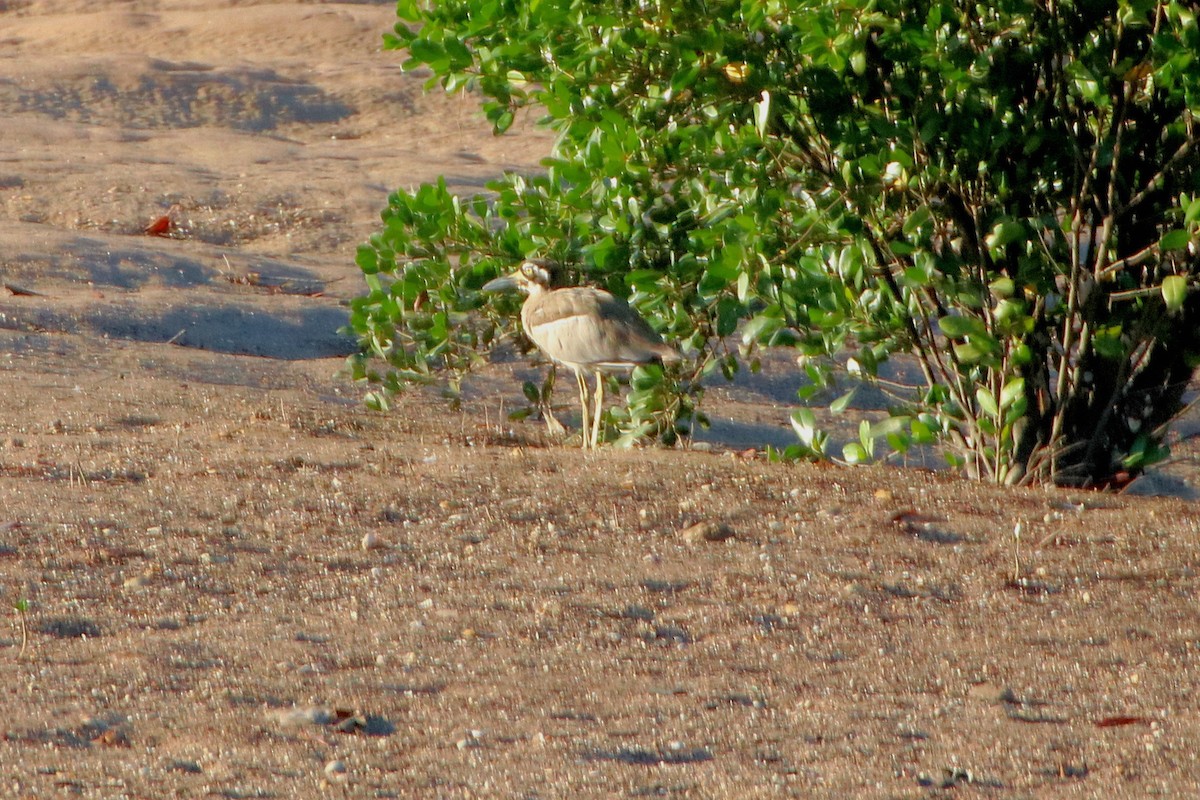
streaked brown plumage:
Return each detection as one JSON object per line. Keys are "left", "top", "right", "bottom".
{"left": 483, "top": 259, "right": 679, "bottom": 448}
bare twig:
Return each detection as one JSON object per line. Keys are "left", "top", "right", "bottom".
{"left": 13, "top": 599, "right": 29, "bottom": 661}
{"left": 4, "top": 282, "right": 46, "bottom": 297}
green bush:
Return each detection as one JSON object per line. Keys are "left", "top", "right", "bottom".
{"left": 347, "top": 0, "right": 1200, "bottom": 486}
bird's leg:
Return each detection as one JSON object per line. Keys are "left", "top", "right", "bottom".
{"left": 574, "top": 369, "right": 592, "bottom": 449}
{"left": 591, "top": 371, "right": 605, "bottom": 449}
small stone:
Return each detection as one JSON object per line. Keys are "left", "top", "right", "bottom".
{"left": 324, "top": 760, "right": 347, "bottom": 782}
{"left": 123, "top": 574, "right": 151, "bottom": 590}
{"left": 456, "top": 729, "right": 484, "bottom": 749}
{"left": 966, "top": 682, "right": 1005, "bottom": 703}
{"left": 679, "top": 521, "right": 735, "bottom": 543}
{"left": 361, "top": 532, "right": 386, "bottom": 551}
{"left": 93, "top": 727, "right": 131, "bottom": 748}
{"left": 268, "top": 705, "right": 332, "bottom": 729}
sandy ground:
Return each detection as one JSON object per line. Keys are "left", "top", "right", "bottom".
{"left": 2, "top": 1, "right": 1200, "bottom": 797}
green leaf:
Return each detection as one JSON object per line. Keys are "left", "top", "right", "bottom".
{"left": 407, "top": 38, "right": 446, "bottom": 66}
{"left": 830, "top": 389, "right": 856, "bottom": 415}
{"left": 999, "top": 377, "right": 1025, "bottom": 409}
{"left": 1092, "top": 325, "right": 1126, "bottom": 358}
{"left": 938, "top": 314, "right": 987, "bottom": 339}
{"left": 1185, "top": 197, "right": 1200, "bottom": 225}
{"left": 976, "top": 387, "right": 999, "bottom": 418}
{"left": 1162, "top": 275, "right": 1188, "bottom": 312}
{"left": 492, "top": 109, "right": 515, "bottom": 134}
{"left": 910, "top": 417, "right": 936, "bottom": 444}
{"left": 869, "top": 416, "right": 909, "bottom": 439}
{"left": 989, "top": 277, "right": 1015, "bottom": 299}
{"left": 954, "top": 339, "right": 1000, "bottom": 364}
{"left": 741, "top": 312, "right": 783, "bottom": 345}
{"left": 1160, "top": 229, "right": 1191, "bottom": 250}
{"left": 902, "top": 205, "right": 932, "bottom": 236}
{"left": 791, "top": 407, "right": 817, "bottom": 445}
{"left": 842, "top": 441, "right": 869, "bottom": 464}
{"left": 394, "top": 0, "right": 419, "bottom": 21}
{"left": 849, "top": 50, "right": 867, "bottom": 76}
{"left": 985, "top": 221, "right": 1026, "bottom": 250}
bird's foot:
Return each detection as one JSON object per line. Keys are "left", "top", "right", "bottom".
{"left": 540, "top": 405, "right": 568, "bottom": 439}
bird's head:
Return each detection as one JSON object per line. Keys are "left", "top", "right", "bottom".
{"left": 482, "top": 259, "right": 554, "bottom": 296}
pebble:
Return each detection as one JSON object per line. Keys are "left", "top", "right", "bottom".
{"left": 268, "top": 705, "right": 333, "bottom": 728}
{"left": 123, "top": 574, "right": 151, "bottom": 590}
{"left": 679, "top": 521, "right": 735, "bottom": 543}
{"left": 361, "top": 532, "right": 386, "bottom": 550}
{"left": 456, "top": 729, "right": 484, "bottom": 749}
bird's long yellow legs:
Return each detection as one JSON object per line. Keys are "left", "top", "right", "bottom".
{"left": 574, "top": 369, "right": 592, "bottom": 449}
{"left": 590, "top": 371, "right": 604, "bottom": 451}
{"left": 570, "top": 369, "right": 609, "bottom": 449}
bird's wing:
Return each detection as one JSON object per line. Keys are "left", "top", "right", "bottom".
{"left": 523, "top": 287, "right": 678, "bottom": 368}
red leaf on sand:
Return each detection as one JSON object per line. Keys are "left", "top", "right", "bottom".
{"left": 143, "top": 203, "right": 183, "bottom": 237}
{"left": 1095, "top": 716, "right": 1148, "bottom": 728}
{"left": 144, "top": 214, "right": 172, "bottom": 236}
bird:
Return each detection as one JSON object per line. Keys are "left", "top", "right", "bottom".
{"left": 483, "top": 259, "right": 680, "bottom": 449}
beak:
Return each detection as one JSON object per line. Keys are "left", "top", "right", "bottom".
{"left": 482, "top": 274, "right": 519, "bottom": 292}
